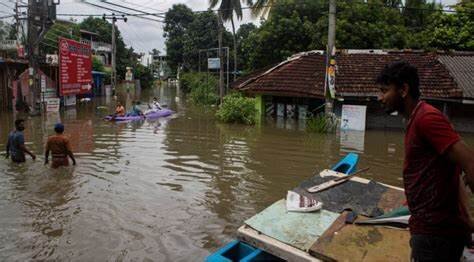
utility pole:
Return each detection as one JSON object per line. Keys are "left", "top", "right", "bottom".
{"left": 103, "top": 13, "right": 126, "bottom": 95}
{"left": 217, "top": 10, "right": 224, "bottom": 103}
{"left": 27, "top": 0, "right": 56, "bottom": 115}
{"left": 27, "top": 0, "right": 41, "bottom": 115}
{"left": 14, "top": 2, "right": 19, "bottom": 41}
{"left": 111, "top": 16, "right": 116, "bottom": 93}
{"left": 325, "top": 0, "right": 336, "bottom": 115}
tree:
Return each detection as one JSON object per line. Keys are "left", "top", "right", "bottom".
{"left": 80, "top": 17, "right": 133, "bottom": 80}
{"left": 335, "top": 0, "right": 408, "bottom": 49}
{"left": 182, "top": 11, "right": 220, "bottom": 71}
{"left": 183, "top": 11, "right": 233, "bottom": 71}
{"left": 403, "top": 0, "right": 436, "bottom": 31}
{"left": 412, "top": 1, "right": 474, "bottom": 50}
{"left": 163, "top": 4, "right": 195, "bottom": 74}
{"left": 236, "top": 23, "right": 257, "bottom": 71}
{"left": 209, "top": 0, "right": 245, "bottom": 81}
{"left": 248, "top": 0, "right": 277, "bottom": 18}
{"left": 240, "top": 0, "right": 322, "bottom": 70}
{"left": 0, "top": 21, "right": 11, "bottom": 40}
{"left": 151, "top": 48, "right": 160, "bottom": 56}
{"left": 40, "top": 21, "right": 81, "bottom": 55}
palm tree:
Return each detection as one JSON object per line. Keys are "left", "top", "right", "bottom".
{"left": 247, "top": 0, "right": 277, "bottom": 18}
{"left": 209, "top": 0, "right": 244, "bottom": 81}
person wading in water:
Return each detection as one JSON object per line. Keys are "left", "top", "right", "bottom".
{"left": 44, "top": 123, "right": 76, "bottom": 168}
{"left": 5, "top": 119, "right": 36, "bottom": 163}
{"left": 377, "top": 61, "right": 474, "bottom": 261}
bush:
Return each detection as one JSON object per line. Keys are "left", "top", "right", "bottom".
{"left": 180, "top": 72, "right": 219, "bottom": 105}
{"left": 216, "top": 92, "right": 256, "bottom": 125}
{"left": 189, "top": 81, "right": 219, "bottom": 105}
{"left": 92, "top": 57, "right": 105, "bottom": 72}
{"left": 180, "top": 72, "right": 209, "bottom": 93}
{"left": 306, "top": 113, "right": 339, "bottom": 133}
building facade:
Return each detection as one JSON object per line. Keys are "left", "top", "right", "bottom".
{"left": 233, "top": 50, "right": 474, "bottom": 132}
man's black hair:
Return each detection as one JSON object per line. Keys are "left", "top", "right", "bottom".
{"left": 14, "top": 119, "right": 24, "bottom": 128}
{"left": 376, "top": 61, "right": 421, "bottom": 100}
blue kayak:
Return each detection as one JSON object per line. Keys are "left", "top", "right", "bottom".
{"left": 331, "top": 153, "right": 359, "bottom": 174}
{"left": 104, "top": 109, "right": 173, "bottom": 122}
{"left": 206, "top": 153, "right": 359, "bottom": 262}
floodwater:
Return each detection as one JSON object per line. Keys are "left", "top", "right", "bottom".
{"left": 0, "top": 85, "right": 473, "bottom": 261}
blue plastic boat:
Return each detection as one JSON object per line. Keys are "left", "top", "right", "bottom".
{"left": 331, "top": 153, "right": 359, "bottom": 174}
{"left": 205, "top": 240, "right": 284, "bottom": 262}
{"left": 205, "top": 153, "right": 359, "bottom": 262}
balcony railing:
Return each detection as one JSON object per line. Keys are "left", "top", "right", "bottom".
{"left": 80, "top": 39, "right": 112, "bottom": 53}
{"left": 92, "top": 41, "right": 112, "bottom": 52}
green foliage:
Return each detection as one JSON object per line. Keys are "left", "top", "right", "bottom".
{"left": 164, "top": 4, "right": 233, "bottom": 74}
{"left": 182, "top": 11, "right": 220, "bottom": 70}
{"left": 134, "top": 64, "right": 155, "bottom": 89}
{"left": 236, "top": 23, "right": 257, "bottom": 71}
{"left": 239, "top": 0, "right": 474, "bottom": 71}
{"left": 40, "top": 21, "right": 81, "bottom": 54}
{"left": 80, "top": 17, "right": 135, "bottom": 80}
{"left": 216, "top": 92, "right": 257, "bottom": 125}
{"left": 80, "top": 17, "right": 114, "bottom": 43}
{"left": 92, "top": 57, "right": 105, "bottom": 72}
{"left": 0, "top": 21, "right": 11, "bottom": 40}
{"left": 163, "top": 4, "right": 195, "bottom": 74}
{"left": 180, "top": 72, "right": 207, "bottom": 92}
{"left": 180, "top": 72, "right": 219, "bottom": 105}
{"left": 241, "top": 0, "right": 324, "bottom": 70}
{"left": 306, "top": 113, "right": 338, "bottom": 133}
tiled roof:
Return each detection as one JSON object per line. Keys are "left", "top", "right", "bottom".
{"left": 438, "top": 55, "right": 474, "bottom": 99}
{"left": 234, "top": 51, "right": 463, "bottom": 99}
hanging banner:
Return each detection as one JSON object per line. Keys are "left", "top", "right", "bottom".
{"left": 325, "top": 47, "right": 336, "bottom": 99}
{"left": 59, "top": 38, "right": 92, "bottom": 96}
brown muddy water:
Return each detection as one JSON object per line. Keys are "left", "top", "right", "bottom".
{"left": 1, "top": 85, "right": 473, "bottom": 261}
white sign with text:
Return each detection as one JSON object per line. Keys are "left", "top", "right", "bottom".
{"left": 341, "top": 105, "right": 367, "bottom": 131}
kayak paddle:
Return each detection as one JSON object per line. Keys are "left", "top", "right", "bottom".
{"left": 306, "top": 167, "right": 370, "bottom": 193}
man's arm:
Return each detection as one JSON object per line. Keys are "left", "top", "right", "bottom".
{"left": 44, "top": 139, "right": 51, "bottom": 165}
{"left": 20, "top": 144, "right": 36, "bottom": 160}
{"left": 44, "top": 149, "right": 49, "bottom": 165}
{"left": 67, "top": 150, "right": 76, "bottom": 165}
{"left": 65, "top": 139, "right": 76, "bottom": 165}
{"left": 446, "top": 141, "right": 474, "bottom": 234}
{"left": 446, "top": 141, "right": 474, "bottom": 192}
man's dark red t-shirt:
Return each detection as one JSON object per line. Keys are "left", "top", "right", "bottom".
{"left": 404, "top": 101, "right": 470, "bottom": 238}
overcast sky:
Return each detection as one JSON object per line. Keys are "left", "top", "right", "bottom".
{"left": 0, "top": 0, "right": 459, "bottom": 54}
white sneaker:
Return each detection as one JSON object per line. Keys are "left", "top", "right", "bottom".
{"left": 286, "top": 191, "right": 323, "bottom": 213}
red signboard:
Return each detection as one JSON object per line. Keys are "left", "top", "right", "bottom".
{"left": 59, "top": 38, "right": 92, "bottom": 96}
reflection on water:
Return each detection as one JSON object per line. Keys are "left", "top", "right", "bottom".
{"left": 0, "top": 85, "right": 473, "bottom": 261}
{"left": 340, "top": 131, "right": 365, "bottom": 153}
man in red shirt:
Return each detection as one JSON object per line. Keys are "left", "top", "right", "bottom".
{"left": 377, "top": 61, "right": 474, "bottom": 261}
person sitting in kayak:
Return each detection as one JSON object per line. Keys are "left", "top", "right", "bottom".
{"left": 152, "top": 97, "right": 162, "bottom": 110}
{"left": 114, "top": 102, "right": 125, "bottom": 117}
{"left": 126, "top": 101, "right": 144, "bottom": 117}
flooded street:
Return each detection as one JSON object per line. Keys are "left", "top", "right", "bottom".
{"left": 1, "top": 85, "right": 473, "bottom": 261}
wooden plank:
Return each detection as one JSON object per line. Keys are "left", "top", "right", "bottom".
{"left": 309, "top": 212, "right": 411, "bottom": 262}
{"left": 237, "top": 225, "right": 321, "bottom": 262}
{"left": 244, "top": 199, "right": 339, "bottom": 251}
